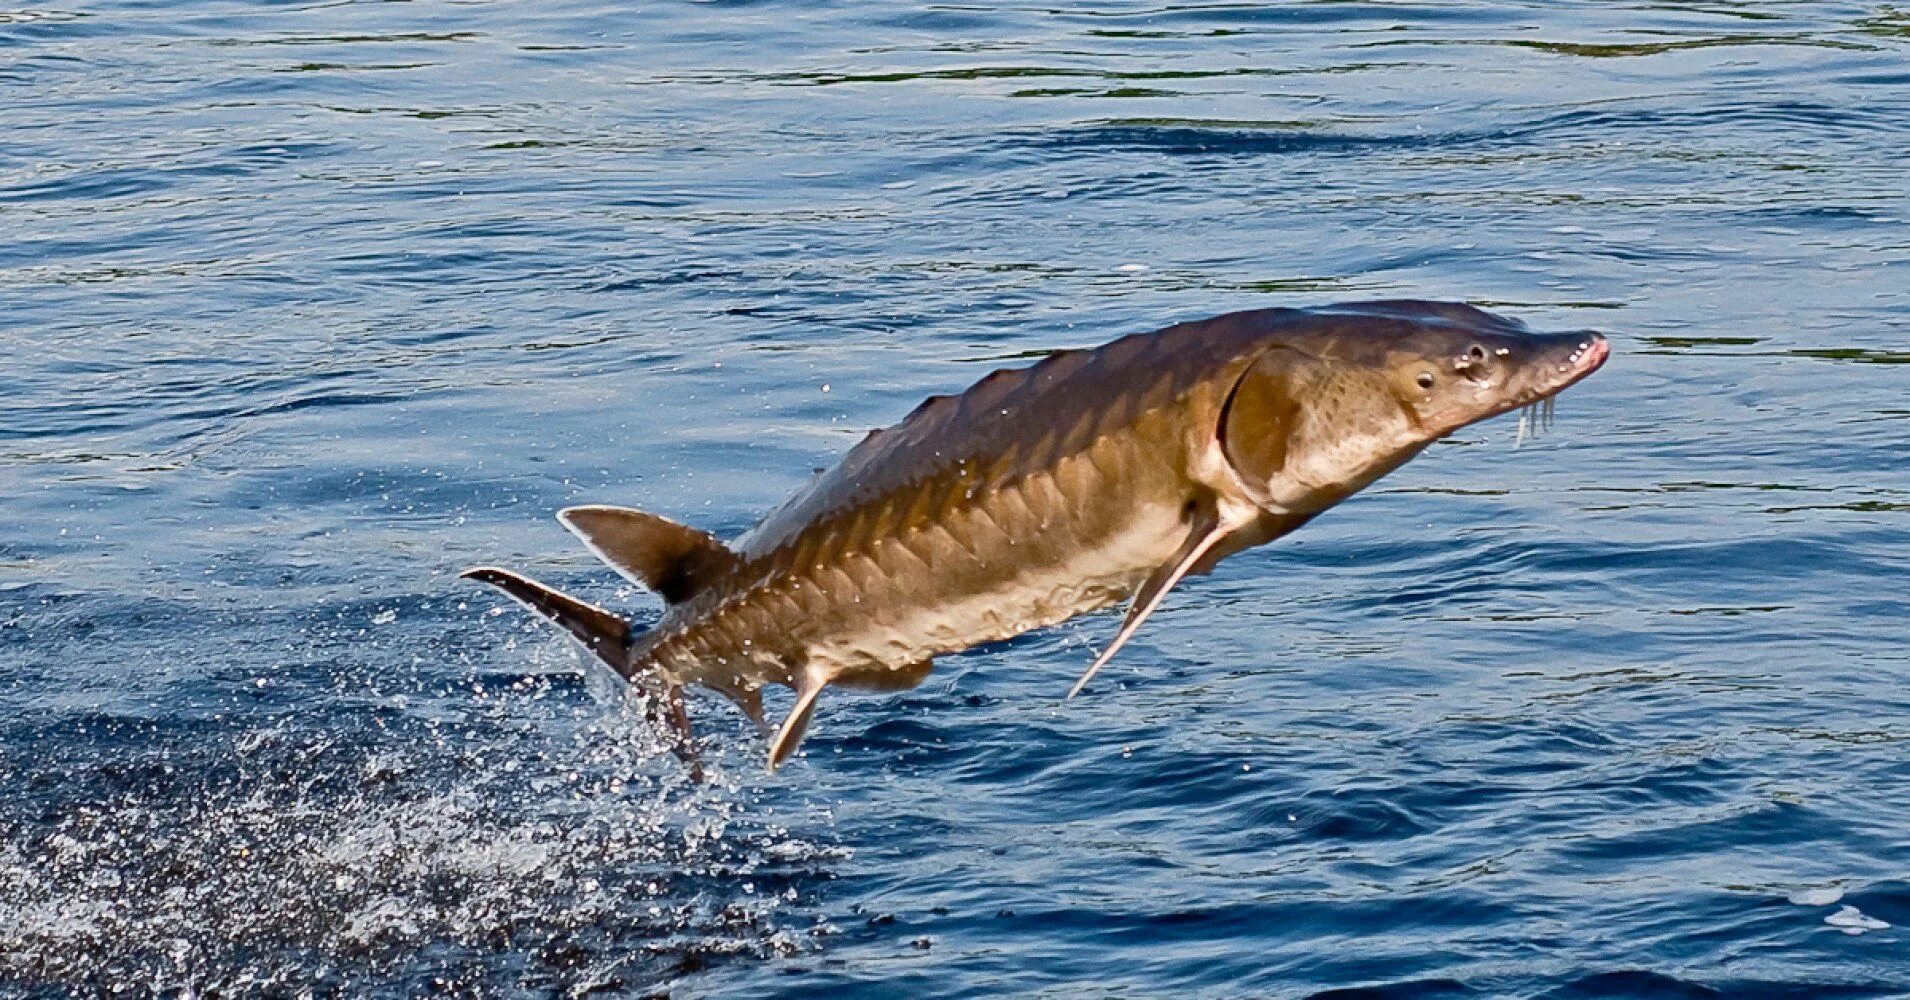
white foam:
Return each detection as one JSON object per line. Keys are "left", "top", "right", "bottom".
{"left": 1825, "top": 905, "right": 1889, "bottom": 934}
{"left": 1787, "top": 886, "right": 1843, "bottom": 906}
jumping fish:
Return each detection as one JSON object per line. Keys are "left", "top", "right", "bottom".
{"left": 464, "top": 301, "right": 1609, "bottom": 771}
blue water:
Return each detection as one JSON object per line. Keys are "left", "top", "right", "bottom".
{"left": 4, "top": 1, "right": 1909, "bottom": 995}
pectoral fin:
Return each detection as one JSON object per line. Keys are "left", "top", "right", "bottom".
{"left": 1066, "top": 510, "right": 1231, "bottom": 699}
{"left": 733, "top": 687, "right": 767, "bottom": 733}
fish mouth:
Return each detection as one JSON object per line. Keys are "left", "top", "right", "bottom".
{"left": 1562, "top": 335, "right": 1610, "bottom": 383}
{"left": 1509, "top": 333, "right": 1608, "bottom": 445}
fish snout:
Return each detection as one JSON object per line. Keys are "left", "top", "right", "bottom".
{"left": 1561, "top": 332, "right": 1609, "bottom": 378}
{"left": 1488, "top": 330, "right": 1609, "bottom": 445}
{"left": 1486, "top": 329, "right": 1607, "bottom": 409}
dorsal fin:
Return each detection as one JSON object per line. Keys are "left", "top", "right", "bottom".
{"left": 558, "top": 505, "right": 736, "bottom": 603}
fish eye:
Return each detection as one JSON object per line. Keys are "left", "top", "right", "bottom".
{"left": 1415, "top": 372, "right": 1435, "bottom": 389}
{"left": 1468, "top": 344, "right": 1488, "bottom": 362}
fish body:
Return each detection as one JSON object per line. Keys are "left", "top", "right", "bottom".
{"left": 466, "top": 300, "right": 1609, "bottom": 770}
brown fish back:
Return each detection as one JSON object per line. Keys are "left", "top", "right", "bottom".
{"left": 732, "top": 307, "right": 1300, "bottom": 562}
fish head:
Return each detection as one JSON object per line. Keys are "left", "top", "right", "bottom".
{"left": 1384, "top": 319, "right": 1609, "bottom": 440}
{"left": 1221, "top": 303, "right": 1609, "bottom": 513}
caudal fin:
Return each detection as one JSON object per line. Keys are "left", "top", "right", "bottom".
{"left": 460, "top": 566, "right": 699, "bottom": 775}
{"left": 460, "top": 566, "right": 634, "bottom": 676}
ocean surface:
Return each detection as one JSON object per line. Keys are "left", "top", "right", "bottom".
{"left": 4, "top": 1, "right": 1908, "bottom": 996}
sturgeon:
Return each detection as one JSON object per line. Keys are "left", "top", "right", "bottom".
{"left": 464, "top": 301, "right": 1609, "bottom": 771}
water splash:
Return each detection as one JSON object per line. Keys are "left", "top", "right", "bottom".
{"left": 0, "top": 670, "right": 842, "bottom": 994}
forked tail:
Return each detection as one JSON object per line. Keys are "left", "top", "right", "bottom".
{"left": 460, "top": 566, "right": 634, "bottom": 675}
{"left": 464, "top": 504, "right": 835, "bottom": 775}
{"left": 459, "top": 565, "right": 699, "bottom": 776}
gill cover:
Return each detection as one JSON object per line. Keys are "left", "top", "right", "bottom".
{"left": 1220, "top": 351, "right": 1302, "bottom": 501}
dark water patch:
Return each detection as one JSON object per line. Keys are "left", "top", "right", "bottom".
{"left": 1640, "top": 335, "right": 1765, "bottom": 350}
{"left": 1364, "top": 34, "right": 1878, "bottom": 59}
{"left": 749, "top": 63, "right": 1360, "bottom": 88}
{"left": 271, "top": 61, "right": 439, "bottom": 73}
{"left": 0, "top": 166, "right": 177, "bottom": 204}
{"left": 1788, "top": 347, "right": 1910, "bottom": 365}
{"left": 1633, "top": 340, "right": 1910, "bottom": 365}
{"left": 1498, "top": 103, "right": 1910, "bottom": 147}
{"left": 1540, "top": 971, "right": 1722, "bottom": 999}
{"left": 1012, "top": 85, "right": 1185, "bottom": 99}
{"left": 1024, "top": 121, "right": 1435, "bottom": 157}
{"left": 1309, "top": 980, "right": 1479, "bottom": 1000}
{"left": 198, "top": 32, "right": 485, "bottom": 48}
{"left": 1763, "top": 500, "right": 1910, "bottom": 515}
{"left": 1855, "top": 6, "right": 1910, "bottom": 38}
{"left": 1067, "top": 2, "right": 1505, "bottom": 29}
{"left": 1542, "top": 970, "right": 1898, "bottom": 999}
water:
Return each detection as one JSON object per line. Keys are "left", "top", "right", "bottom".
{"left": 4, "top": 0, "right": 1908, "bottom": 995}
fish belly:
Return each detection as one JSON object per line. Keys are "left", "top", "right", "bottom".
{"left": 811, "top": 496, "right": 1191, "bottom": 680}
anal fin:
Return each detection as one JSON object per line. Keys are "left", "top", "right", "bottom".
{"left": 1065, "top": 509, "right": 1231, "bottom": 699}
{"left": 708, "top": 681, "right": 768, "bottom": 734}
